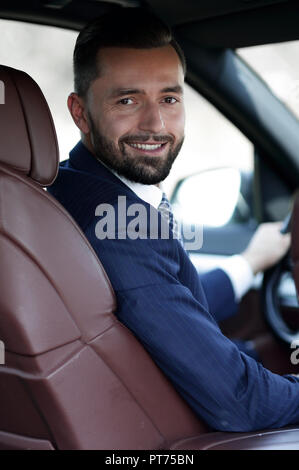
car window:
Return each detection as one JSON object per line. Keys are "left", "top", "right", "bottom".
{"left": 0, "top": 19, "right": 78, "bottom": 161}
{"left": 238, "top": 41, "right": 299, "bottom": 121}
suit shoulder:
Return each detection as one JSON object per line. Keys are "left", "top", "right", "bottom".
{"left": 48, "top": 161, "right": 137, "bottom": 229}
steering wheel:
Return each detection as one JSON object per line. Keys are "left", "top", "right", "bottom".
{"left": 262, "top": 211, "right": 299, "bottom": 346}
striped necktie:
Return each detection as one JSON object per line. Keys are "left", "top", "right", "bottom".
{"left": 158, "top": 192, "right": 184, "bottom": 245}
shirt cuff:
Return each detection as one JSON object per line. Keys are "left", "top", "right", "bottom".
{"left": 217, "top": 255, "right": 254, "bottom": 302}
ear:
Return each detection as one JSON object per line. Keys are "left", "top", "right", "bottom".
{"left": 67, "top": 92, "right": 90, "bottom": 134}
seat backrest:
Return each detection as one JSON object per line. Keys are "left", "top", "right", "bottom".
{"left": 0, "top": 65, "right": 207, "bottom": 450}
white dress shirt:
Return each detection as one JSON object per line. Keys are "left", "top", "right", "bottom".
{"left": 107, "top": 168, "right": 254, "bottom": 302}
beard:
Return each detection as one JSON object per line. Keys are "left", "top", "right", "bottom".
{"left": 87, "top": 113, "right": 184, "bottom": 185}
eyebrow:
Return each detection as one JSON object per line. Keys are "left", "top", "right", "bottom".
{"left": 110, "top": 85, "right": 183, "bottom": 98}
{"left": 161, "top": 85, "right": 183, "bottom": 94}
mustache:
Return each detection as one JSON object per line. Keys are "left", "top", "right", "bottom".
{"left": 120, "top": 134, "right": 174, "bottom": 144}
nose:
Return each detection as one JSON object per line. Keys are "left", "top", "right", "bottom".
{"left": 138, "top": 102, "right": 165, "bottom": 134}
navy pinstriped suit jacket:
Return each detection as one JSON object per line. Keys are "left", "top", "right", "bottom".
{"left": 48, "top": 141, "right": 299, "bottom": 432}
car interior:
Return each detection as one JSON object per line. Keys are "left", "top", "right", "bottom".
{"left": 0, "top": 0, "right": 299, "bottom": 450}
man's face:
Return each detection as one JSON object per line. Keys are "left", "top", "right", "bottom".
{"left": 84, "top": 45, "right": 185, "bottom": 184}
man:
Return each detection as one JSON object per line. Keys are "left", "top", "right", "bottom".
{"left": 48, "top": 9, "right": 298, "bottom": 432}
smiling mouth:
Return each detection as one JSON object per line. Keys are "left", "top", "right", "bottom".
{"left": 126, "top": 142, "right": 167, "bottom": 152}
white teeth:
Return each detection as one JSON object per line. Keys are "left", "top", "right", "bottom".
{"left": 128, "top": 143, "right": 163, "bottom": 150}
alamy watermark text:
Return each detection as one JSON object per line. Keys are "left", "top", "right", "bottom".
{"left": 0, "top": 80, "right": 5, "bottom": 104}
{"left": 0, "top": 340, "right": 5, "bottom": 365}
{"left": 95, "top": 196, "right": 203, "bottom": 251}
{"left": 290, "top": 340, "right": 299, "bottom": 366}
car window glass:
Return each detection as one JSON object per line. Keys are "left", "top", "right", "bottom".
{"left": 0, "top": 19, "right": 78, "bottom": 161}
{"left": 238, "top": 41, "right": 299, "bottom": 121}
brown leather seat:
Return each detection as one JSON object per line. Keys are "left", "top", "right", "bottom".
{"left": 0, "top": 65, "right": 209, "bottom": 450}
{"left": 1, "top": 65, "right": 299, "bottom": 450}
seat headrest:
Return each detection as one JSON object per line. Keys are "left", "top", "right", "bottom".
{"left": 0, "top": 65, "right": 59, "bottom": 186}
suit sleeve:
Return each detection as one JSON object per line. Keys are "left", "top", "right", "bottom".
{"left": 199, "top": 269, "right": 238, "bottom": 322}
{"left": 84, "top": 222, "right": 299, "bottom": 432}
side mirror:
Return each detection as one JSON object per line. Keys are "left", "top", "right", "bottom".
{"left": 171, "top": 167, "right": 251, "bottom": 227}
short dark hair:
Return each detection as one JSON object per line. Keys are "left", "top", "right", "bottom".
{"left": 73, "top": 8, "right": 186, "bottom": 97}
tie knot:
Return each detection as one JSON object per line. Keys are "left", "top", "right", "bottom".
{"left": 160, "top": 191, "right": 175, "bottom": 210}
{"left": 158, "top": 192, "right": 173, "bottom": 219}
{"left": 158, "top": 192, "right": 183, "bottom": 245}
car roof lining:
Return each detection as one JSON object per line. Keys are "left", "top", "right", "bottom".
{"left": 175, "top": 1, "right": 299, "bottom": 48}
{"left": 0, "top": 0, "right": 299, "bottom": 48}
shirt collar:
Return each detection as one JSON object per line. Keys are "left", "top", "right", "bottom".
{"left": 111, "top": 173, "right": 163, "bottom": 210}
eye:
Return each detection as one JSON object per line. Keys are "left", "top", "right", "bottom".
{"left": 163, "top": 96, "right": 178, "bottom": 104}
{"left": 119, "top": 97, "right": 134, "bottom": 105}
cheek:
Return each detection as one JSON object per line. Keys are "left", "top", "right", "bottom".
{"left": 164, "top": 108, "right": 185, "bottom": 136}
{"left": 100, "top": 113, "right": 136, "bottom": 142}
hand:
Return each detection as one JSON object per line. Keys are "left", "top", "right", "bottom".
{"left": 242, "top": 222, "right": 291, "bottom": 275}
